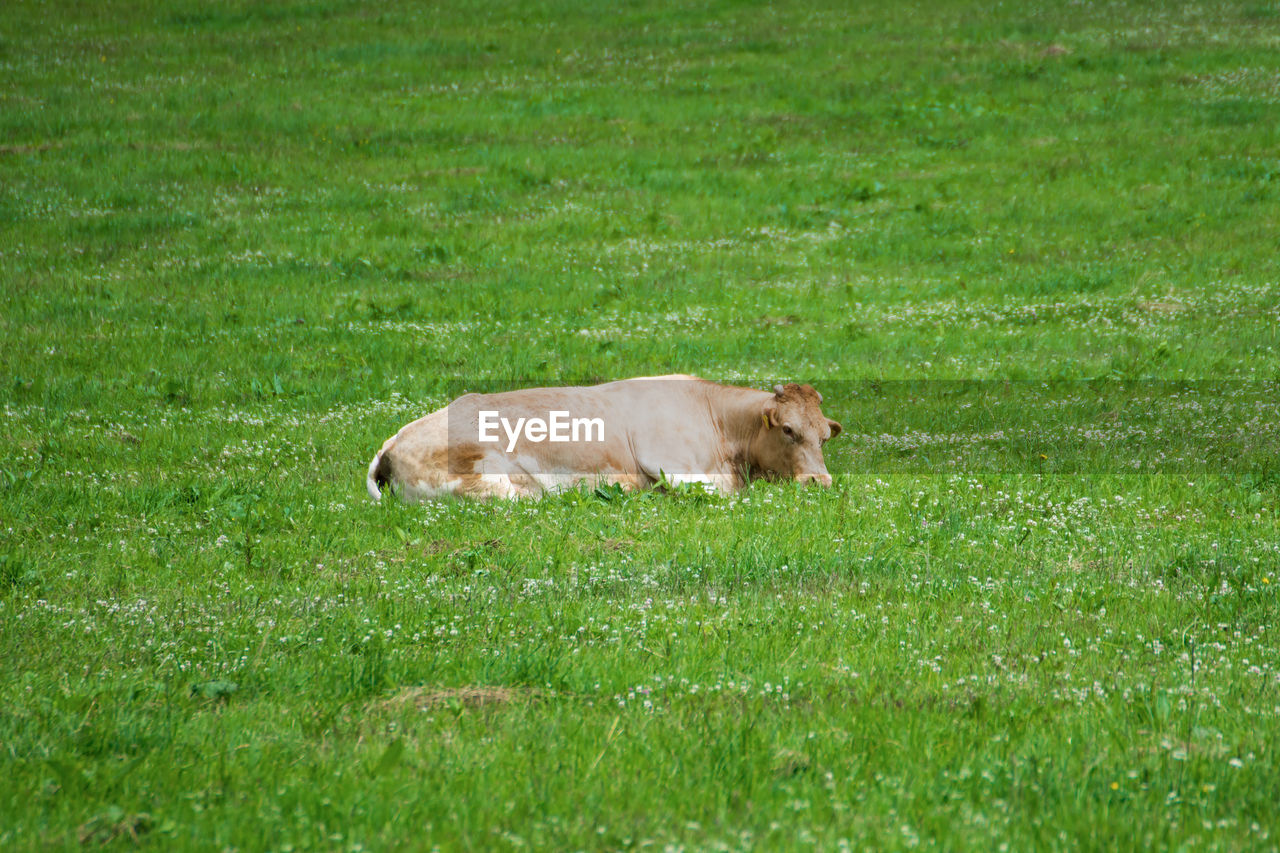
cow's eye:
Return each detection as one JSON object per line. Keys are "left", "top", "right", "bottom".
{"left": 782, "top": 425, "right": 797, "bottom": 441}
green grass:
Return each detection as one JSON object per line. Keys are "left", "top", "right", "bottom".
{"left": 2, "top": 0, "right": 1280, "bottom": 848}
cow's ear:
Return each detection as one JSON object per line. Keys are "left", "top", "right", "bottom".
{"left": 827, "top": 419, "right": 842, "bottom": 439}
{"left": 762, "top": 402, "right": 777, "bottom": 430}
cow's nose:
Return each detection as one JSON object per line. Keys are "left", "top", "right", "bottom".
{"left": 799, "top": 472, "right": 832, "bottom": 487}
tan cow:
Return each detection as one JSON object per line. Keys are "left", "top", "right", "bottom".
{"left": 366, "top": 375, "right": 841, "bottom": 501}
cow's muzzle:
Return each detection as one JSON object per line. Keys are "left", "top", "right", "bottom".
{"left": 798, "top": 472, "right": 833, "bottom": 487}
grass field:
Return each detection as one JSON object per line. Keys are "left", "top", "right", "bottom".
{"left": 3, "top": 0, "right": 1280, "bottom": 848}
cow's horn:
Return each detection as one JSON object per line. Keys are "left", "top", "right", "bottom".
{"left": 773, "top": 384, "right": 785, "bottom": 396}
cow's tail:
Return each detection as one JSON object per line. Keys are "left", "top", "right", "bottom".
{"left": 366, "top": 444, "right": 394, "bottom": 501}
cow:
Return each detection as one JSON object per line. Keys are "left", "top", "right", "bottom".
{"left": 366, "top": 375, "right": 841, "bottom": 501}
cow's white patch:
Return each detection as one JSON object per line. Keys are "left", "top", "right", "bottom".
{"left": 475, "top": 473, "right": 524, "bottom": 498}
{"left": 662, "top": 472, "right": 726, "bottom": 493}
{"left": 404, "top": 478, "right": 464, "bottom": 500}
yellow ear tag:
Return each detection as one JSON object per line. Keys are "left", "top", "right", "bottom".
{"left": 762, "top": 412, "right": 771, "bottom": 429}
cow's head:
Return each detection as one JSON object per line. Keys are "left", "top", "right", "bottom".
{"left": 752, "top": 383, "right": 841, "bottom": 486}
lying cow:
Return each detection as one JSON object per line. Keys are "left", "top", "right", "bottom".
{"left": 366, "top": 375, "right": 841, "bottom": 501}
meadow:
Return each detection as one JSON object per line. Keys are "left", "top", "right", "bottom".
{"left": 2, "top": 0, "right": 1280, "bottom": 848}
